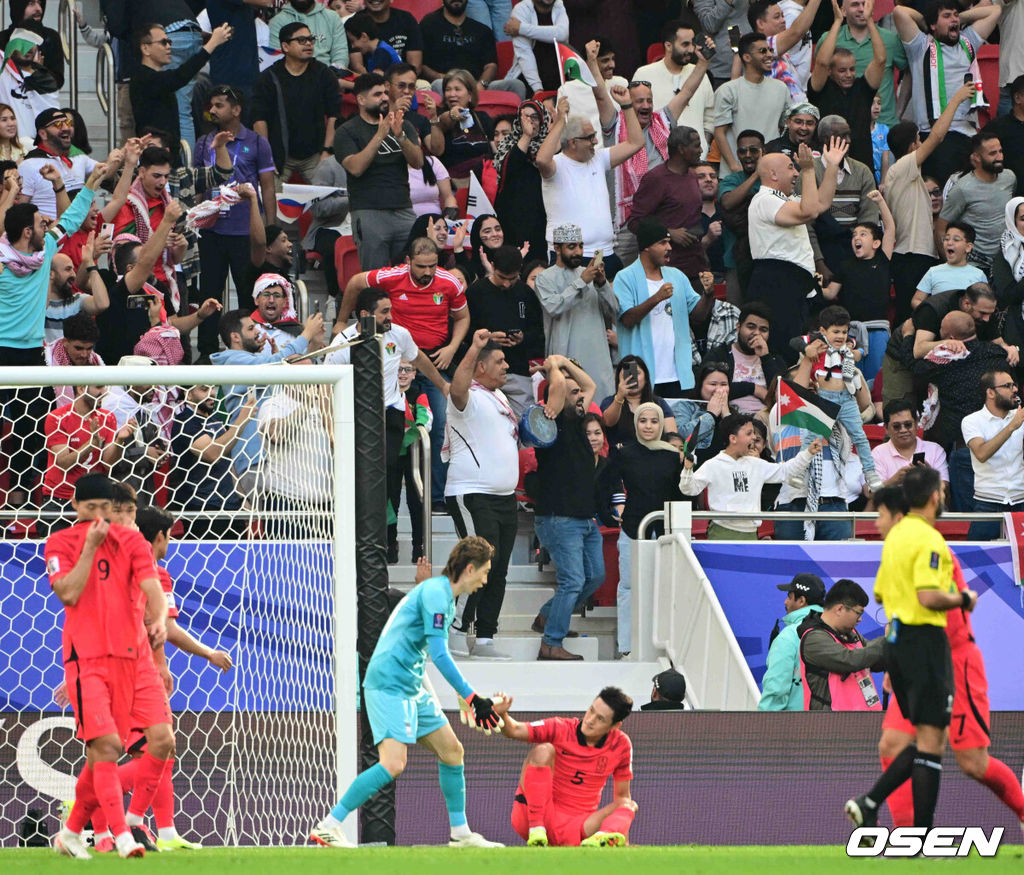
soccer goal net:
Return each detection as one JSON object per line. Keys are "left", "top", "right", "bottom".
{"left": 0, "top": 363, "right": 357, "bottom": 847}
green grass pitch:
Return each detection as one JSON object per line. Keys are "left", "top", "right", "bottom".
{"left": 3, "top": 844, "right": 1023, "bottom": 873}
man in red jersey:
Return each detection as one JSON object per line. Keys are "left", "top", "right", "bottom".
{"left": 45, "top": 473, "right": 171, "bottom": 860}
{"left": 492, "top": 686, "right": 638, "bottom": 847}
{"left": 871, "top": 486, "right": 1024, "bottom": 831}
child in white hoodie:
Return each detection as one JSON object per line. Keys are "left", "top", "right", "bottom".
{"left": 679, "top": 413, "right": 823, "bottom": 539}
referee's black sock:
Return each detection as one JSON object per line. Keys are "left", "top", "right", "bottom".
{"left": 865, "top": 744, "right": 917, "bottom": 806}
{"left": 911, "top": 751, "right": 943, "bottom": 828}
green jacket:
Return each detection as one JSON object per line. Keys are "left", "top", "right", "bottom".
{"left": 757, "top": 604, "right": 823, "bottom": 711}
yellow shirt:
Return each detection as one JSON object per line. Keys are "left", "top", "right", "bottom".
{"left": 875, "top": 514, "right": 956, "bottom": 627}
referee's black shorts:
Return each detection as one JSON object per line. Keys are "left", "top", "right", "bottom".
{"left": 886, "top": 624, "right": 954, "bottom": 728}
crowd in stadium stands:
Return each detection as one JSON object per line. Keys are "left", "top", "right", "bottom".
{"left": 2, "top": 0, "right": 1024, "bottom": 658}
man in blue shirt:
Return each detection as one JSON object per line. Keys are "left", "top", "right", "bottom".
{"left": 310, "top": 536, "right": 506, "bottom": 849}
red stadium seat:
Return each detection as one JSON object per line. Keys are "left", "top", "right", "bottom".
{"left": 977, "top": 44, "right": 1000, "bottom": 127}
{"left": 646, "top": 43, "right": 665, "bottom": 64}
{"left": 496, "top": 41, "right": 514, "bottom": 79}
{"left": 390, "top": 0, "right": 441, "bottom": 19}
{"left": 416, "top": 90, "right": 442, "bottom": 118}
{"left": 334, "top": 235, "right": 361, "bottom": 291}
{"left": 340, "top": 92, "right": 358, "bottom": 120}
{"left": 476, "top": 89, "right": 521, "bottom": 117}
{"left": 298, "top": 211, "right": 323, "bottom": 267}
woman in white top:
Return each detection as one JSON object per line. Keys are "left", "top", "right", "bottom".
{"left": 0, "top": 103, "right": 32, "bottom": 163}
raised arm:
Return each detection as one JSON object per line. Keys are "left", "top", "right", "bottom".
{"left": 961, "top": 2, "right": 1001, "bottom": 40}
{"left": 811, "top": 0, "right": 844, "bottom": 94}
{"left": 451, "top": 328, "right": 500, "bottom": 411}
{"left": 586, "top": 40, "right": 618, "bottom": 129}
{"left": 535, "top": 97, "right": 568, "bottom": 179}
{"left": 125, "top": 200, "right": 181, "bottom": 293}
{"left": 664, "top": 41, "right": 713, "bottom": 121}
{"left": 773, "top": 144, "right": 821, "bottom": 225}
{"left": 864, "top": 0, "right": 886, "bottom": 90}
{"left": 774, "top": 0, "right": 824, "bottom": 57}
{"left": 892, "top": 5, "right": 925, "bottom": 42}
{"left": 868, "top": 190, "right": 895, "bottom": 259}
{"left": 607, "top": 85, "right": 644, "bottom": 169}
{"left": 814, "top": 137, "right": 848, "bottom": 214}
{"left": 915, "top": 82, "right": 974, "bottom": 166}
{"left": 543, "top": 355, "right": 568, "bottom": 417}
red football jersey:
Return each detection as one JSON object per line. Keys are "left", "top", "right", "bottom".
{"left": 41, "top": 404, "right": 117, "bottom": 500}
{"left": 157, "top": 566, "right": 178, "bottom": 620}
{"left": 520, "top": 717, "right": 633, "bottom": 813}
{"left": 45, "top": 522, "right": 160, "bottom": 662}
{"left": 946, "top": 554, "right": 975, "bottom": 651}
{"left": 367, "top": 265, "right": 467, "bottom": 350}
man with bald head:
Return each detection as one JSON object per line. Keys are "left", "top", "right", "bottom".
{"left": 746, "top": 138, "right": 846, "bottom": 360}
{"left": 913, "top": 305, "right": 1010, "bottom": 510}
{"left": 45, "top": 246, "right": 109, "bottom": 345}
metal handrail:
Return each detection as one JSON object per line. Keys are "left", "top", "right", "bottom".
{"left": 95, "top": 42, "right": 116, "bottom": 152}
{"left": 409, "top": 423, "right": 432, "bottom": 565}
{"left": 638, "top": 509, "right": 1010, "bottom": 540}
{"left": 57, "top": 0, "right": 77, "bottom": 108}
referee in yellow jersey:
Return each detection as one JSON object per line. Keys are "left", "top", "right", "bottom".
{"left": 845, "top": 467, "right": 978, "bottom": 830}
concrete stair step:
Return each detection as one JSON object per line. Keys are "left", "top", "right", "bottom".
{"left": 448, "top": 632, "right": 601, "bottom": 663}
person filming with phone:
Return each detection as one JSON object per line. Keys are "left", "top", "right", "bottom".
{"left": 870, "top": 400, "right": 949, "bottom": 497}
{"left": 534, "top": 223, "right": 619, "bottom": 401}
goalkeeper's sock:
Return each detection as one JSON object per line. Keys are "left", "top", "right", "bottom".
{"left": 522, "top": 765, "right": 553, "bottom": 829}
{"left": 92, "top": 760, "right": 129, "bottom": 838}
{"left": 600, "top": 804, "right": 636, "bottom": 839}
{"left": 438, "top": 762, "right": 467, "bottom": 829}
{"left": 879, "top": 756, "right": 914, "bottom": 827}
{"left": 865, "top": 744, "right": 916, "bottom": 806}
{"left": 66, "top": 765, "right": 98, "bottom": 834}
{"left": 978, "top": 756, "right": 1024, "bottom": 819}
{"left": 152, "top": 758, "right": 175, "bottom": 830}
{"left": 127, "top": 752, "right": 169, "bottom": 821}
{"left": 330, "top": 762, "right": 394, "bottom": 823}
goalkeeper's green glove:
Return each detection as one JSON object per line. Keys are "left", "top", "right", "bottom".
{"left": 459, "top": 693, "right": 504, "bottom": 734}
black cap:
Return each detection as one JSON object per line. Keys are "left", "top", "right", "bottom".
{"left": 652, "top": 668, "right": 686, "bottom": 703}
{"left": 776, "top": 573, "right": 826, "bottom": 606}
{"left": 34, "top": 107, "right": 68, "bottom": 132}
{"left": 636, "top": 217, "right": 670, "bottom": 251}
{"left": 74, "top": 473, "right": 113, "bottom": 502}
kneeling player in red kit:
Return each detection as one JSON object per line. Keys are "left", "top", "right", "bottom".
{"left": 492, "top": 687, "right": 637, "bottom": 847}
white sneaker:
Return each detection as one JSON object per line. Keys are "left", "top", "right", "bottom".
{"left": 470, "top": 640, "right": 511, "bottom": 661}
{"left": 865, "top": 470, "right": 884, "bottom": 493}
{"left": 114, "top": 831, "right": 146, "bottom": 858}
{"left": 448, "top": 630, "right": 470, "bottom": 657}
{"left": 449, "top": 831, "right": 504, "bottom": 848}
{"left": 310, "top": 822, "right": 356, "bottom": 848}
{"left": 53, "top": 828, "right": 91, "bottom": 860}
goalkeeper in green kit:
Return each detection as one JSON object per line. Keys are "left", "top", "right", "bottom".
{"left": 310, "top": 536, "right": 506, "bottom": 848}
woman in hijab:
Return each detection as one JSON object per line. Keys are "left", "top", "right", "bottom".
{"left": 993, "top": 197, "right": 1024, "bottom": 352}
{"left": 406, "top": 213, "right": 472, "bottom": 277}
{"left": 467, "top": 213, "right": 507, "bottom": 278}
{"left": 598, "top": 401, "right": 685, "bottom": 657}
{"left": 494, "top": 99, "right": 549, "bottom": 260}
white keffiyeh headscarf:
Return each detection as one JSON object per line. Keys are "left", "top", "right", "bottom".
{"left": 1000, "top": 196, "right": 1024, "bottom": 283}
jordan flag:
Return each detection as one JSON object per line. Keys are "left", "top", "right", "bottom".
{"left": 557, "top": 43, "right": 598, "bottom": 88}
{"left": 776, "top": 379, "right": 839, "bottom": 440}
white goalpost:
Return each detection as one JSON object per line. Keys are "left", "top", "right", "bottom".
{"left": 0, "top": 365, "right": 358, "bottom": 847}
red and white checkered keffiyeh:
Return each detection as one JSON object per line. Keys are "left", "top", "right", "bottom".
{"left": 134, "top": 324, "right": 184, "bottom": 367}
{"left": 185, "top": 182, "right": 244, "bottom": 234}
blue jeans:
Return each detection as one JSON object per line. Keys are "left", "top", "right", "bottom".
{"left": 534, "top": 516, "right": 604, "bottom": 647}
{"left": 998, "top": 86, "right": 1012, "bottom": 120}
{"left": 818, "top": 388, "right": 875, "bottom": 476}
{"left": 968, "top": 498, "right": 1022, "bottom": 541}
{"left": 773, "top": 497, "right": 852, "bottom": 540}
{"left": 166, "top": 27, "right": 203, "bottom": 150}
{"left": 466, "top": 0, "right": 513, "bottom": 40}
{"left": 856, "top": 328, "right": 889, "bottom": 389}
{"left": 412, "top": 371, "right": 448, "bottom": 504}
{"left": 948, "top": 447, "right": 975, "bottom": 513}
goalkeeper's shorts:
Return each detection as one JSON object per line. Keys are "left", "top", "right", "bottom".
{"left": 511, "top": 795, "right": 589, "bottom": 846}
{"left": 364, "top": 687, "right": 448, "bottom": 745}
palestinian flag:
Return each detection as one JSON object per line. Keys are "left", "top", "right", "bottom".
{"left": 777, "top": 379, "right": 840, "bottom": 440}
{"left": 3, "top": 28, "right": 42, "bottom": 66}
{"left": 557, "top": 43, "right": 597, "bottom": 88}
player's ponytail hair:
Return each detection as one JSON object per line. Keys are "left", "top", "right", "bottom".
{"left": 443, "top": 536, "right": 494, "bottom": 582}
{"left": 598, "top": 686, "right": 634, "bottom": 724}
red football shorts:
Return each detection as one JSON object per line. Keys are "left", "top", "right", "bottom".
{"left": 131, "top": 655, "right": 172, "bottom": 734}
{"left": 882, "top": 644, "right": 990, "bottom": 750}
{"left": 511, "top": 797, "right": 590, "bottom": 846}
{"left": 64, "top": 656, "right": 138, "bottom": 743}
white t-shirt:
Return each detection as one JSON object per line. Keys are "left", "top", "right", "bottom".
{"left": 542, "top": 149, "right": 613, "bottom": 256}
{"left": 779, "top": 0, "right": 813, "bottom": 89}
{"left": 20, "top": 153, "right": 97, "bottom": 220}
{"left": 629, "top": 58, "right": 716, "bottom": 155}
{"left": 444, "top": 384, "right": 520, "bottom": 497}
{"left": 257, "top": 390, "right": 334, "bottom": 503}
{"left": 962, "top": 406, "right": 1024, "bottom": 504}
{"left": 325, "top": 323, "right": 418, "bottom": 410}
{"left": 646, "top": 277, "right": 678, "bottom": 385}
{"left": 748, "top": 186, "right": 815, "bottom": 275}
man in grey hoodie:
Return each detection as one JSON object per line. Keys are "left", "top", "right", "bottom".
{"left": 757, "top": 573, "right": 826, "bottom": 711}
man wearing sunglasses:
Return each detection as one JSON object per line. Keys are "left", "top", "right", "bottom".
{"left": 131, "top": 21, "right": 234, "bottom": 162}
{"left": 871, "top": 400, "right": 948, "bottom": 495}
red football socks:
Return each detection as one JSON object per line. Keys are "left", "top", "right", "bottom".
{"left": 600, "top": 804, "right": 635, "bottom": 839}
{"left": 879, "top": 755, "right": 914, "bottom": 827}
{"left": 127, "top": 752, "right": 169, "bottom": 819}
{"left": 91, "top": 760, "right": 128, "bottom": 837}
{"left": 152, "top": 758, "right": 175, "bottom": 830}
{"left": 522, "top": 766, "right": 552, "bottom": 829}
{"left": 66, "top": 766, "right": 98, "bottom": 833}
{"left": 90, "top": 758, "right": 138, "bottom": 834}
{"left": 979, "top": 756, "right": 1024, "bottom": 819}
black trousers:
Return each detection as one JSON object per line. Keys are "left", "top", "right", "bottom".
{"left": 0, "top": 346, "right": 51, "bottom": 499}
{"left": 313, "top": 228, "right": 342, "bottom": 301}
{"left": 400, "top": 452, "right": 424, "bottom": 557}
{"left": 748, "top": 259, "right": 817, "bottom": 364}
{"left": 198, "top": 231, "right": 254, "bottom": 355}
{"left": 447, "top": 492, "right": 517, "bottom": 639}
{"left": 891, "top": 252, "right": 939, "bottom": 327}
{"left": 385, "top": 406, "right": 405, "bottom": 550}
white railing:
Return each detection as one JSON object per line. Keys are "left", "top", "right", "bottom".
{"left": 58, "top": 0, "right": 78, "bottom": 108}
{"left": 95, "top": 41, "right": 116, "bottom": 152}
